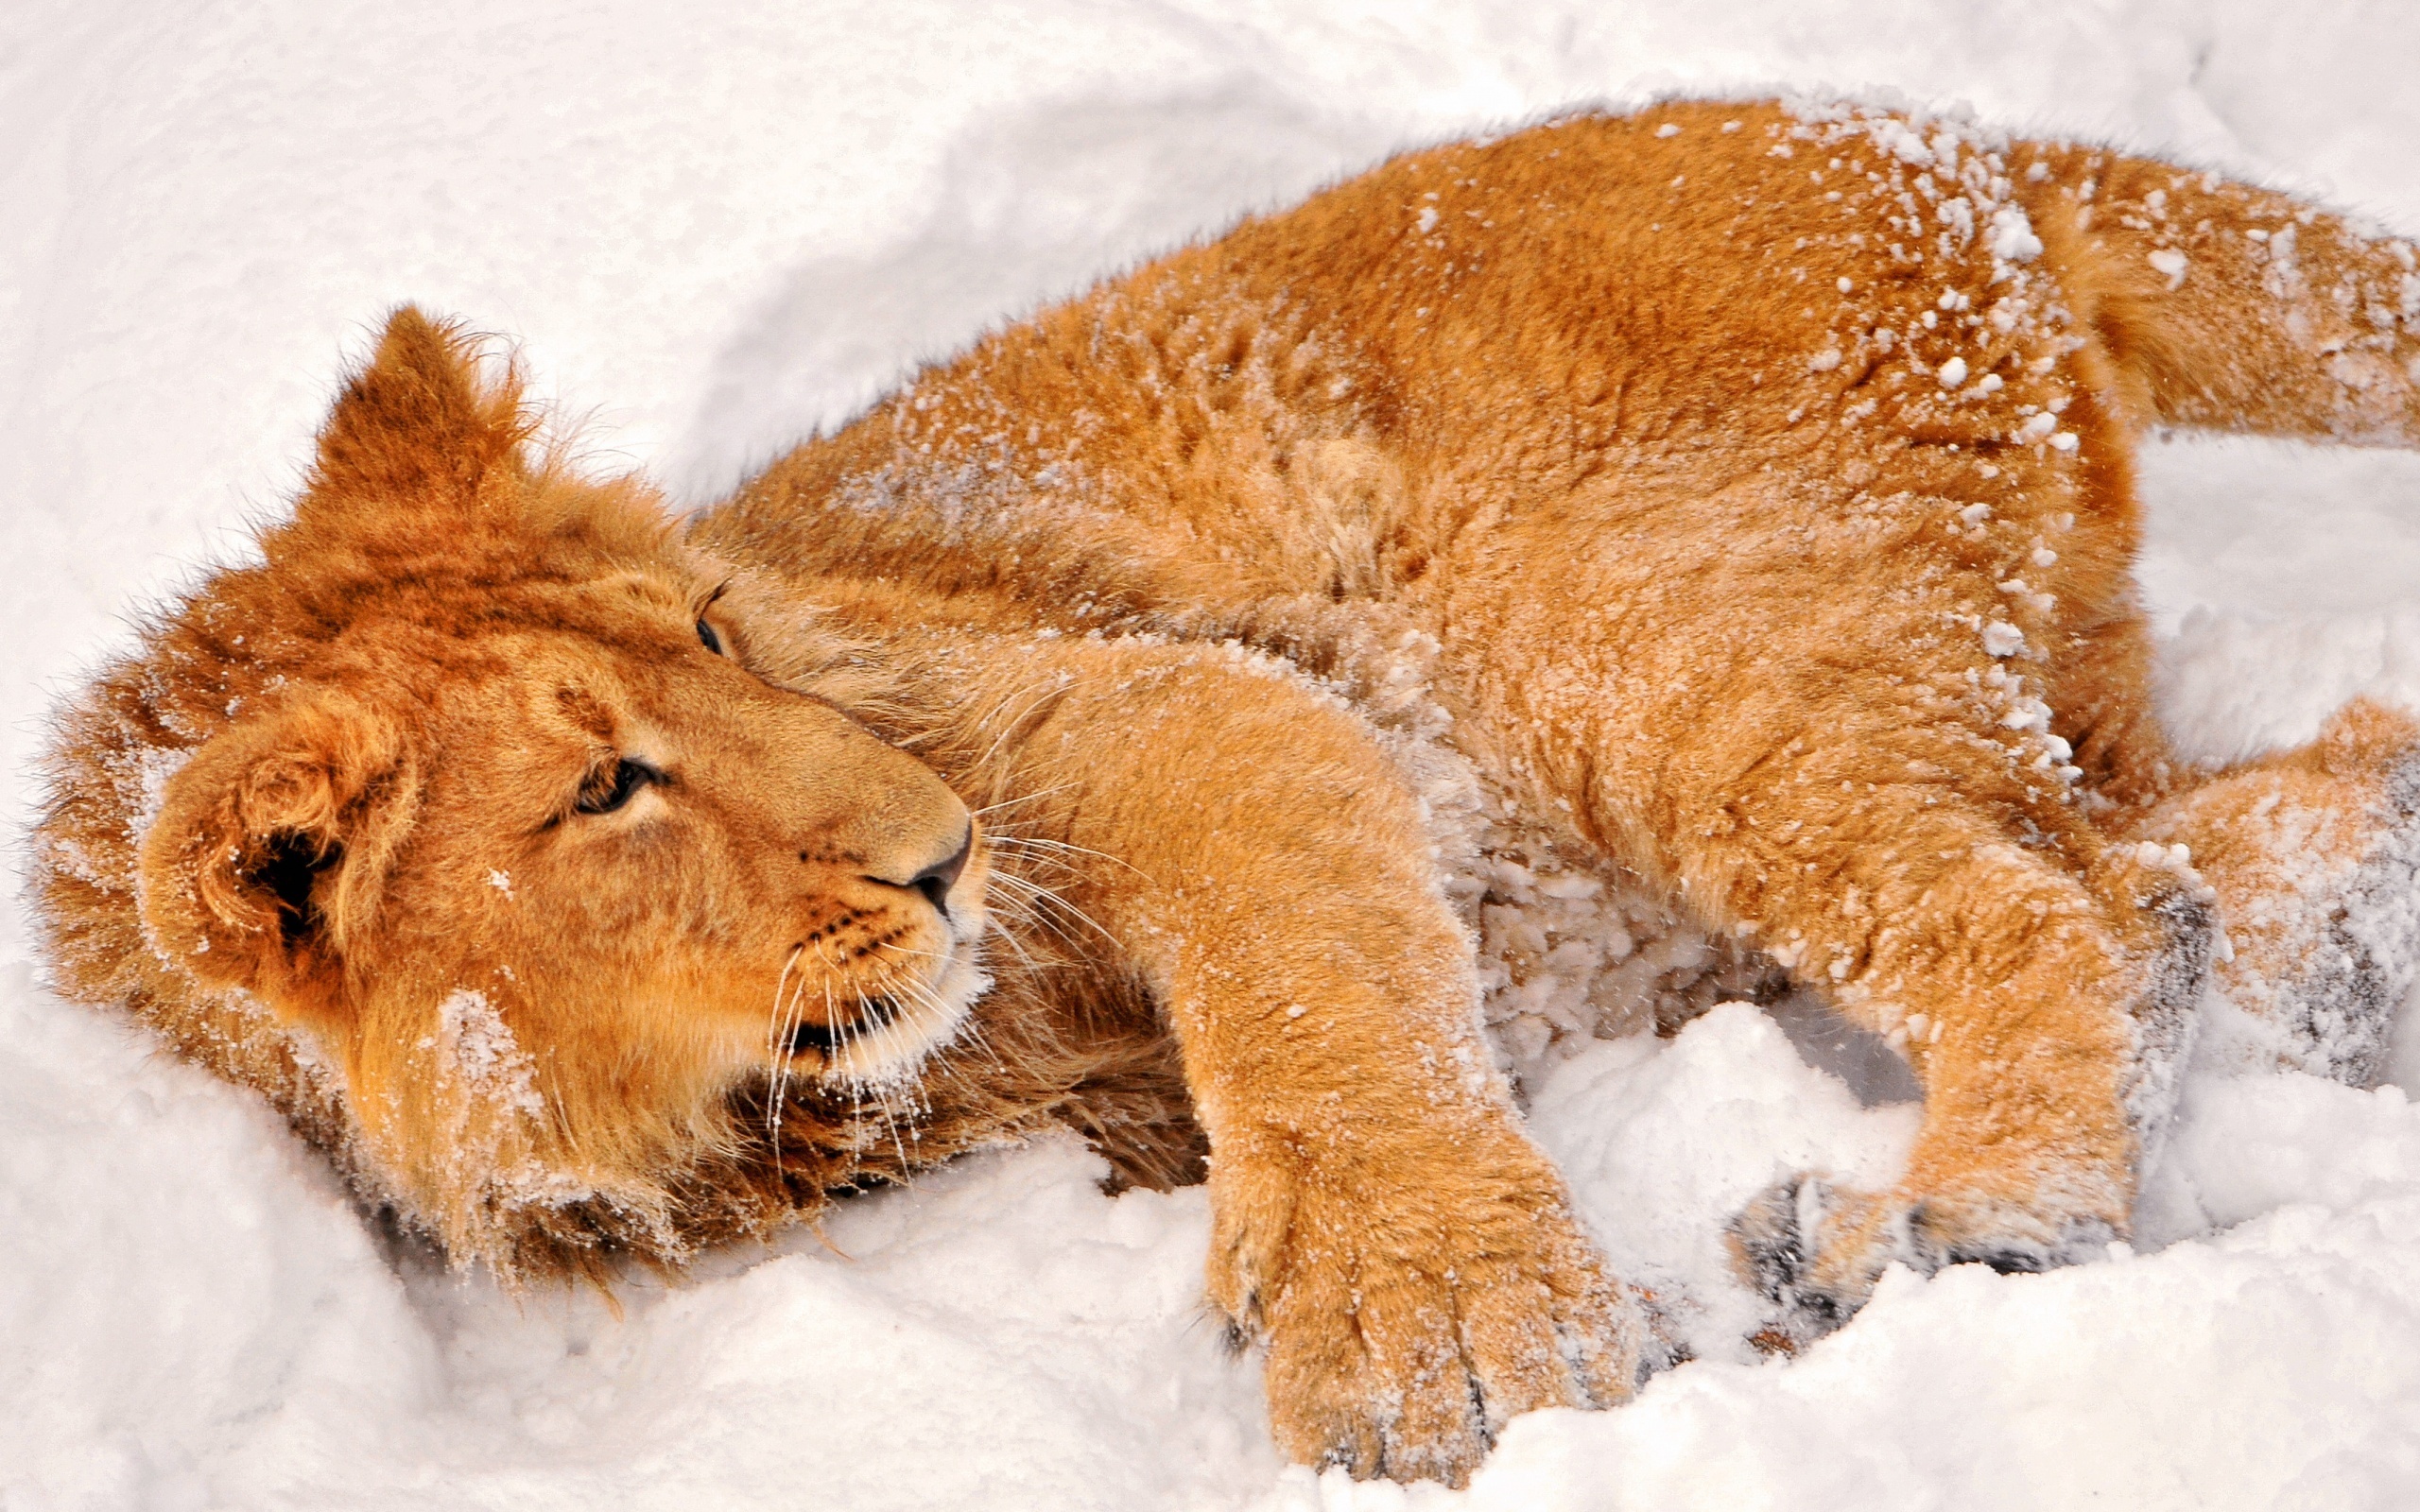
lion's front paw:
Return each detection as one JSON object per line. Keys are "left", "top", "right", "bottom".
{"left": 1728, "top": 1174, "right": 2117, "bottom": 1347}
{"left": 1212, "top": 1143, "right": 1649, "bottom": 1486}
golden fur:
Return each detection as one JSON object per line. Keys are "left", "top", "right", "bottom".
{"left": 33, "top": 100, "right": 2420, "bottom": 1485}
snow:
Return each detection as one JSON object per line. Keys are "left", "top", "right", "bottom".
{"left": 9, "top": 2, "right": 2420, "bottom": 1508}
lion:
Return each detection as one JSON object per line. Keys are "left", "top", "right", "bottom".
{"left": 32, "top": 98, "right": 2420, "bottom": 1486}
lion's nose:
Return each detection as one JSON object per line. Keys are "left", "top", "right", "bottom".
{"left": 885, "top": 823, "right": 973, "bottom": 918}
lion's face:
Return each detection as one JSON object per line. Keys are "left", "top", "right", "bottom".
{"left": 128, "top": 311, "right": 989, "bottom": 1231}
{"left": 370, "top": 572, "right": 992, "bottom": 1093}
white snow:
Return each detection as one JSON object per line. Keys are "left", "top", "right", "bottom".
{"left": 9, "top": 3, "right": 2420, "bottom": 1509}
{"left": 1987, "top": 201, "right": 2045, "bottom": 264}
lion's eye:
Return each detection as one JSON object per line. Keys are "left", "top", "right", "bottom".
{"left": 575, "top": 756, "right": 658, "bottom": 816}
{"left": 696, "top": 618, "right": 724, "bottom": 655}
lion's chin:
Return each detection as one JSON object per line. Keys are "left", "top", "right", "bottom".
{"left": 811, "top": 931, "right": 992, "bottom": 1090}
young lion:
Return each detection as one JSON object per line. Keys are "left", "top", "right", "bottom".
{"left": 33, "top": 99, "right": 2420, "bottom": 1485}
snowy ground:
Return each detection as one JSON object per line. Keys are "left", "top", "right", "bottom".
{"left": 9, "top": 3, "right": 2420, "bottom": 1508}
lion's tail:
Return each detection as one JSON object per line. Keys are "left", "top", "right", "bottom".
{"left": 2016, "top": 144, "right": 2420, "bottom": 446}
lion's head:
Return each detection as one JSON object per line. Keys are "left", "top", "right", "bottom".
{"left": 36, "top": 309, "right": 998, "bottom": 1275}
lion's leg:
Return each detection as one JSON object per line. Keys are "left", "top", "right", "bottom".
{"left": 984, "top": 640, "right": 1647, "bottom": 1486}
{"left": 2123, "top": 698, "right": 2420, "bottom": 1086}
{"left": 1667, "top": 763, "right": 2213, "bottom": 1332}
{"left": 1476, "top": 595, "right": 2216, "bottom": 1332}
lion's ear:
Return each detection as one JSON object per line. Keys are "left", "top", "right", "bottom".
{"left": 138, "top": 689, "right": 418, "bottom": 1028}
{"left": 302, "top": 305, "right": 532, "bottom": 518}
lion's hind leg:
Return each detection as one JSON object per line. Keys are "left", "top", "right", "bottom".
{"left": 2129, "top": 698, "right": 2420, "bottom": 1087}
{"left": 1685, "top": 765, "right": 2217, "bottom": 1338}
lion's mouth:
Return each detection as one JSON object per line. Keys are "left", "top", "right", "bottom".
{"left": 788, "top": 925, "right": 991, "bottom": 1089}
{"left": 777, "top": 835, "right": 993, "bottom": 1088}
{"left": 787, "top": 994, "right": 901, "bottom": 1054}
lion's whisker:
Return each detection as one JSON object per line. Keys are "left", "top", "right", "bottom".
{"left": 984, "top": 833, "right": 1150, "bottom": 879}
{"left": 983, "top": 891, "right": 1085, "bottom": 960}
{"left": 963, "top": 679, "right": 1070, "bottom": 781}
{"left": 766, "top": 944, "right": 806, "bottom": 1154}
{"left": 985, "top": 917, "right": 1049, "bottom": 973}
{"left": 971, "top": 782, "right": 1076, "bottom": 818}
{"left": 958, "top": 1016, "right": 1010, "bottom": 1076}
{"left": 989, "top": 895, "right": 1083, "bottom": 953}
{"left": 838, "top": 985, "right": 923, "bottom": 1176}
{"left": 977, "top": 843, "right": 1088, "bottom": 881}
{"left": 909, "top": 971, "right": 1005, "bottom": 1074}
{"left": 986, "top": 870, "right": 1115, "bottom": 946}
{"left": 889, "top": 971, "right": 954, "bottom": 1036}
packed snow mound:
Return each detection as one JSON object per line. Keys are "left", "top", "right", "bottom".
{"left": 10, "top": 2, "right": 2420, "bottom": 1509}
